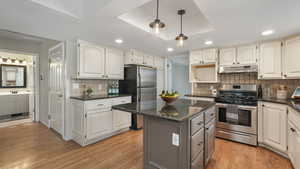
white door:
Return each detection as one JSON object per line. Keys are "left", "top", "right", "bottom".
{"left": 190, "top": 50, "right": 202, "bottom": 64}
{"left": 262, "top": 103, "right": 287, "bottom": 152}
{"left": 236, "top": 45, "right": 257, "bottom": 65}
{"left": 78, "top": 42, "right": 105, "bottom": 78}
{"left": 143, "top": 54, "right": 154, "bottom": 66}
{"left": 48, "top": 42, "right": 65, "bottom": 136}
{"left": 219, "top": 48, "right": 236, "bottom": 66}
{"left": 284, "top": 36, "right": 300, "bottom": 78}
{"left": 105, "top": 48, "right": 124, "bottom": 79}
{"left": 112, "top": 109, "right": 131, "bottom": 131}
{"left": 259, "top": 41, "right": 282, "bottom": 79}
{"left": 86, "top": 110, "right": 112, "bottom": 140}
{"left": 202, "top": 48, "right": 217, "bottom": 63}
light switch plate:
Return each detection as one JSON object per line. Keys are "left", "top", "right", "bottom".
{"left": 172, "top": 133, "right": 179, "bottom": 146}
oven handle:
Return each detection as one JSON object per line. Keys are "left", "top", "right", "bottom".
{"left": 237, "top": 105, "right": 257, "bottom": 111}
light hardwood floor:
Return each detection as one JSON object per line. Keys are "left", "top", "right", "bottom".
{"left": 0, "top": 123, "right": 293, "bottom": 169}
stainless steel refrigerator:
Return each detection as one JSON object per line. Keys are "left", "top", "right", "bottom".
{"left": 119, "top": 65, "right": 157, "bottom": 130}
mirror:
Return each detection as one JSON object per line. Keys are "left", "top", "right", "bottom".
{"left": 0, "top": 64, "right": 26, "bottom": 88}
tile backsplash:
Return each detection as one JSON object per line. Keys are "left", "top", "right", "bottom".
{"left": 71, "top": 79, "right": 111, "bottom": 96}
{"left": 193, "top": 73, "right": 300, "bottom": 98}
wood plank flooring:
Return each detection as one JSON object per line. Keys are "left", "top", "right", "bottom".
{"left": 0, "top": 122, "right": 293, "bottom": 169}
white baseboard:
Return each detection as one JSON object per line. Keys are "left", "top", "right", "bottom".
{"left": 0, "top": 118, "right": 33, "bottom": 128}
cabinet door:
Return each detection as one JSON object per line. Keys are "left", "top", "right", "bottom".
{"left": 86, "top": 110, "right": 112, "bottom": 140}
{"left": 78, "top": 42, "right": 105, "bottom": 78}
{"left": 259, "top": 41, "right": 282, "bottom": 79}
{"left": 105, "top": 48, "right": 124, "bottom": 79}
{"left": 236, "top": 45, "right": 257, "bottom": 65}
{"left": 284, "top": 36, "right": 300, "bottom": 78}
{"left": 262, "top": 104, "right": 287, "bottom": 152}
{"left": 154, "top": 56, "right": 165, "bottom": 70}
{"left": 219, "top": 48, "right": 236, "bottom": 66}
{"left": 134, "top": 50, "right": 144, "bottom": 65}
{"left": 205, "top": 119, "right": 215, "bottom": 166}
{"left": 113, "top": 109, "right": 131, "bottom": 130}
{"left": 202, "top": 48, "right": 217, "bottom": 63}
{"left": 288, "top": 122, "right": 300, "bottom": 169}
{"left": 190, "top": 50, "right": 202, "bottom": 64}
{"left": 143, "top": 54, "right": 154, "bottom": 66}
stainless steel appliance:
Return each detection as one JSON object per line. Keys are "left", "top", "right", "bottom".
{"left": 119, "top": 65, "right": 157, "bottom": 130}
{"left": 219, "top": 65, "right": 258, "bottom": 73}
{"left": 215, "top": 84, "right": 258, "bottom": 146}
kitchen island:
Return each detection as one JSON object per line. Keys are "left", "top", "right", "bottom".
{"left": 112, "top": 99, "right": 216, "bottom": 169}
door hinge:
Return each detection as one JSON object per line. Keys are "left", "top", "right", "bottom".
{"left": 287, "top": 109, "right": 289, "bottom": 115}
{"left": 85, "top": 114, "right": 87, "bottom": 118}
{"left": 287, "top": 146, "right": 289, "bottom": 150}
{"left": 281, "top": 42, "right": 284, "bottom": 46}
{"left": 85, "top": 135, "right": 87, "bottom": 139}
{"left": 48, "top": 114, "right": 51, "bottom": 120}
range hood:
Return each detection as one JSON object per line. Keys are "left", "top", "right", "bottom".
{"left": 219, "top": 65, "right": 258, "bottom": 73}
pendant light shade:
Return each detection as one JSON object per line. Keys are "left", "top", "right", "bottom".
{"left": 149, "top": 0, "right": 165, "bottom": 34}
{"left": 175, "top": 9, "right": 188, "bottom": 46}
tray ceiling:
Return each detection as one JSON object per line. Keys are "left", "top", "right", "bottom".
{"left": 118, "top": 0, "right": 214, "bottom": 40}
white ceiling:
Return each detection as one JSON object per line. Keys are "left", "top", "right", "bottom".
{"left": 0, "top": 0, "right": 300, "bottom": 56}
{"left": 119, "top": 0, "right": 213, "bottom": 40}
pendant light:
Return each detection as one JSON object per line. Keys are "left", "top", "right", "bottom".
{"left": 175, "top": 9, "right": 188, "bottom": 46}
{"left": 149, "top": 0, "right": 165, "bottom": 34}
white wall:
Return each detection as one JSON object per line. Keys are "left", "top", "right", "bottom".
{"left": 0, "top": 37, "right": 59, "bottom": 125}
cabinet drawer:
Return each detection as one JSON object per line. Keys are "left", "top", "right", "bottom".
{"left": 191, "top": 150, "right": 204, "bottom": 169}
{"left": 191, "top": 128, "right": 204, "bottom": 160}
{"left": 85, "top": 100, "right": 111, "bottom": 111}
{"left": 205, "top": 107, "right": 215, "bottom": 124}
{"left": 112, "top": 96, "right": 131, "bottom": 105}
{"left": 191, "top": 114, "right": 204, "bottom": 135}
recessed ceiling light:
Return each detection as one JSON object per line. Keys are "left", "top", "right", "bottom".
{"left": 261, "top": 30, "right": 274, "bottom": 36}
{"left": 167, "top": 48, "right": 174, "bottom": 52}
{"left": 205, "top": 41, "right": 213, "bottom": 45}
{"left": 115, "top": 39, "right": 123, "bottom": 44}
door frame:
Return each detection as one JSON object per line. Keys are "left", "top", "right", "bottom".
{"left": 0, "top": 48, "right": 40, "bottom": 123}
{"left": 48, "top": 42, "right": 66, "bottom": 138}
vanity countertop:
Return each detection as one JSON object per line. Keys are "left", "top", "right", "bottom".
{"left": 0, "top": 91, "right": 32, "bottom": 96}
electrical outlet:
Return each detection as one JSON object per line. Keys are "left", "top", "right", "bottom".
{"left": 73, "top": 84, "right": 79, "bottom": 89}
{"left": 172, "top": 133, "right": 179, "bottom": 146}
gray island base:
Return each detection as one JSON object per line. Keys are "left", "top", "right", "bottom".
{"left": 112, "top": 99, "right": 216, "bottom": 169}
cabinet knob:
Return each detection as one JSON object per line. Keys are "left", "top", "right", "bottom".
{"left": 197, "top": 122, "right": 203, "bottom": 126}
{"left": 284, "top": 74, "right": 287, "bottom": 77}
{"left": 290, "top": 128, "right": 296, "bottom": 132}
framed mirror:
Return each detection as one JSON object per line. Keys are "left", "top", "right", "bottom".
{"left": 0, "top": 64, "right": 27, "bottom": 88}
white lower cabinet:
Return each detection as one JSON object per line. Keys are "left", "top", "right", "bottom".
{"left": 258, "top": 102, "right": 287, "bottom": 153}
{"left": 288, "top": 107, "right": 300, "bottom": 169}
{"left": 72, "top": 96, "right": 131, "bottom": 146}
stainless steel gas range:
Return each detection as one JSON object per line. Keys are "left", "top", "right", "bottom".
{"left": 215, "top": 84, "right": 258, "bottom": 146}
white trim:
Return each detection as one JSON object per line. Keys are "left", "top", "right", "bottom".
{"left": 0, "top": 118, "right": 33, "bottom": 128}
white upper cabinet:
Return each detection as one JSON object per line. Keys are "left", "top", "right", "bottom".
{"left": 283, "top": 36, "right": 300, "bottom": 78}
{"left": 125, "top": 49, "right": 143, "bottom": 65}
{"left": 78, "top": 41, "right": 105, "bottom": 78}
{"left": 261, "top": 102, "right": 287, "bottom": 152}
{"left": 105, "top": 48, "right": 124, "bottom": 79}
{"left": 219, "top": 48, "right": 236, "bottom": 66}
{"left": 202, "top": 48, "right": 217, "bottom": 63}
{"left": 190, "top": 49, "right": 217, "bottom": 65}
{"left": 143, "top": 54, "right": 154, "bottom": 66}
{"left": 154, "top": 56, "right": 165, "bottom": 70}
{"left": 75, "top": 40, "right": 124, "bottom": 79}
{"left": 190, "top": 50, "right": 202, "bottom": 64}
{"left": 236, "top": 45, "right": 257, "bottom": 65}
{"left": 259, "top": 41, "right": 282, "bottom": 79}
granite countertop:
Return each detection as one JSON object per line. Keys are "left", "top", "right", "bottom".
{"left": 185, "top": 94, "right": 217, "bottom": 98}
{"left": 259, "top": 97, "right": 300, "bottom": 113}
{"left": 112, "top": 99, "right": 215, "bottom": 122}
{"left": 70, "top": 94, "right": 131, "bottom": 101}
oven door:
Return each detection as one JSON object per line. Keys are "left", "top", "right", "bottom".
{"left": 216, "top": 103, "right": 257, "bottom": 135}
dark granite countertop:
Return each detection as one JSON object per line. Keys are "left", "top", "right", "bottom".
{"left": 185, "top": 94, "right": 216, "bottom": 98}
{"left": 112, "top": 99, "right": 215, "bottom": 122}
{"left": 70, "top": 94, "right": 131, "bottom": 101}
{"left": 259, "top": 97, "right": 300, "bottom": 113}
